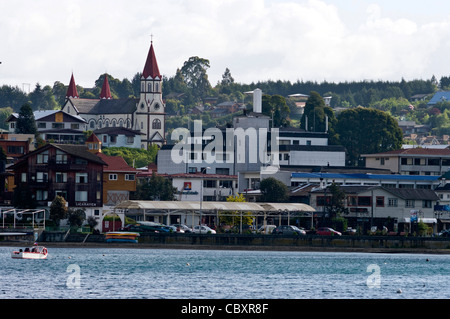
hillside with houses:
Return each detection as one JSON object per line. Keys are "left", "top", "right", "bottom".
{"left": 1, "top": 46, "right": 450, "bottom": 238}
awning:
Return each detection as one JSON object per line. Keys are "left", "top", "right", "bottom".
{"left": 114, "top": 200, "right": 315, "bottom": 213}
{"left": 399, "top": 218, "right": 438, "bottom": 223}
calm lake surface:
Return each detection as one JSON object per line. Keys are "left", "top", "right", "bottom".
{"left": 0, "top": 246, "right": 449, "bottom": 299}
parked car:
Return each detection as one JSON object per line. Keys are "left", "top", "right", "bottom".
{"left": 343, "top": 227, "right": 357, "bottom": 235}
{"left": 192, "top": 225, "right": 216, "bottom": 234}
{"left": 257, "top": 225, "right": 277, "bottom": 234}
{"left": 168, "top": 225, "right": 184, "bottom": 233}
{"left": 172, "top": 224, "right": 192, "bottom": 233}
{"left": 316, "top": 227, "right": 342, "bottom": 236}
{"left": 272, "top": 225, "right": 306, "bottom": 236}
{"left": 438, "top": 229, "right": 450, "bottom": 237}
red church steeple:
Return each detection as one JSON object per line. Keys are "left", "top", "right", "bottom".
{"left": 100, "top": 75, "right": 112, "bottom": 99}
{"left": 66, "top": 73, "right": 79, "bottom": 99}
{"left": 142, "top": 41, "right": 161, "bottom": 79}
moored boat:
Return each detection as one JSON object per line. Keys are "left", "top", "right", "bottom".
{"left": 11, "top": 244, "right": 48, "bottom": 259}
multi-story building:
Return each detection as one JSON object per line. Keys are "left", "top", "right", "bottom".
{"left": 310, "top": 185, "right": 440, "bottom": 234}
{"left": 362, "top": 148, "right": 450, "bottom": 176}
{"left": 158, "top": 89, "right": 345, "bottom": 193}
{"left": 7, "top": 110, "right": 87, "bottom": 144}
{"left": 10, "top": 142, "right": 106, "bottom": 216}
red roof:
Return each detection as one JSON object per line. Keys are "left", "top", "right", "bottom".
{"left": 100, "top": 75, "right": 112, "bottom": 99}
{"left": 66, "top": 73, "right": 79, "bottom": 98}
{"left": 142, "top": 42, "right": 161, "bottom": 79}
{"left": 96, "top": 152, "right": 137, "bottom": 173}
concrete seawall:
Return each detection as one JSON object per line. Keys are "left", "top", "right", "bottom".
{"left": 33, "top": 231, "right": 450, "bottom": 253}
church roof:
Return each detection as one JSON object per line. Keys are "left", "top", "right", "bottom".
{"left": 66, "top": 97, "right": 137, "bottom": 115}
{"left": 100, "top": 75, "right": 112, "bottom": 99}
{"left": 142, "top": 42, "right": 161, "bottom": 79}
{"left": 66, "top": 73, "right": 79, "bottom": 98}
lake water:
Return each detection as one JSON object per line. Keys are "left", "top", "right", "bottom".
{"left": 0, "top": 246, "right": 449, "bottom": 299}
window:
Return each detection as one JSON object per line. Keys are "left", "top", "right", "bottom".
{"left": 422, "top": 200, "right": 432, "bottom": 208}
{"left": 7, "top": 146, "right": 24, "bottom": 154}
{"left": 109, "top": 174, "right": 118, "bottom": 181}
{"left": 36, "top": 190, "right": 48, "bottom": 201}
{"left": 56, "top": 172, "right": 67, "bottom": 183}
{"left": 316, "top": 196, "right": 331, "bottom": 206}
{"left": 125, "top": 174, "right": 135, "bottom": 181}
{"left": 36, "top": 151, "right": 49, "bottom": 164}
{"left": 376, "top": 196, "right": 384, "bottom": 207}
{"left": 405, "top": 200, "right": 415, "bottom": 208}
{"left": 75, "top": 191, "right": 88, "bottom": 202}
{"left": 90, "top": 120, "right": 96, "bottom": 129}
{"left": 71, "top": 124, "right": 79, "bottom": 130}
{"left": 188, "top": 167, "right": 197, "bottom": 173}
{"left": 52, "top": 123, "right": 64, "bottom": 129}
{"left": 388, "top": 198, "right": 398, "bottom": 207}
{"left": 126, "top": 136, "right": 134, "bottom": 144}
{"left": 56, "top": 151, "right": 68, "bottom": 164}
{"left": 38, "top": 123, "right": 46, "bottom": 129}
{"left": 357, "top": 196, "right": 371, "bottom": 206}
{"left": 219, "top": 180, "right": 233, "bottom": 188}
{"left": 21, "top": 173, "right": 27, "bottom": 182}
{"left": 216, "top": 168, "right": 230, "bottom": 175}
{"left": 203, "top": 180, "right": 216, "bottom": 188}
{"left": 76, "top": 172, "right": 88, "bottom": 183}
{"left": 55, "top": 190, "right": 67, "bottom": 200}
{"left": 152, "top": 119, "right": 161, "bottom": 129}
{"left": 36, "top": 172, "right": 48, "bottom": 183}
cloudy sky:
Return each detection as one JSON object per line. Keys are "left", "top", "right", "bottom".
{"left": 1, "top": 0, "right": 450, "bottom": 90}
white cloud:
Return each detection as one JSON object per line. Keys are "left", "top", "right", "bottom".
{"left": 1, "top": 0, "right": 450, "bottom": 89}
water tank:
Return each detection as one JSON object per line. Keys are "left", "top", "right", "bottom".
{"left": 253, "top": 88, "right": 262, "bottom": 113}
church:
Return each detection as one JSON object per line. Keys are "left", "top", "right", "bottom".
{"left": 62, "top": 41, "right": 166, "bottom": 149}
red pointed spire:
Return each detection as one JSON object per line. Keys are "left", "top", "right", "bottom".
{"left": 100, "top": 75, "right": 112, "bottom": 99}
{"left": 66, "top": 73, "right": 79, "bottom": 98}
{"left": 142, "top": 42, "right": 161, "bottom": 79}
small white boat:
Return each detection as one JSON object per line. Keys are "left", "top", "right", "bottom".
{"left": 11, "top": 245, "right": 48, "bottom": 259}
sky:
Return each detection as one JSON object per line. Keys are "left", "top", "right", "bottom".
{"left": 1, "top": 0, "right": 450, "bottom": 91}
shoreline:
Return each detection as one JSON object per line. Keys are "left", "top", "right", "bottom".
{"left": 1, "top": 241, "right": 450, "bottom": 254}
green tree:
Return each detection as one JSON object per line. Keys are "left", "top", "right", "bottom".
{"left": 131, "top": 172, "right": 176, "bottom": 201}
{"left": 49, "top": 195, "right": 68, "bottom": 226}
{"left": 262, "top": 94, "right": 290, "bottom": 127}
{"left": 259, "top": 177, "right": 289, "bottom": 202}
{"left": 219, "top": 194, "right": 253, "bottom": 230}
{"left": 15, "top": 103, "right": 37, "bottom": 135}
{"left": 180, "top": 56, "right": 212, "bottom": 102}
{"left": 300, "top": 91, "right": 338, "bottom": 144}
{"left": 102, "top": 146, "right": 158, "bottom": 168}
{"left": 336, "top": 107, "right": 403, "bottom": 166}
{"left": 67, "top": 208, "right": 86, "bottom": 230}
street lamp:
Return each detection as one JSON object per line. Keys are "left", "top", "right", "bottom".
{"left": 199, "top": 167, "right": 211, "bottom": 233}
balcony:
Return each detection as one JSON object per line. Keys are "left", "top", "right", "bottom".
{"left": 47, "top": 159, "right": 87, "bottom": 171}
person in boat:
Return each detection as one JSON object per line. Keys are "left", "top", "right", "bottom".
{"left": 24, "top": 248, "right": 29, "bottom": 252}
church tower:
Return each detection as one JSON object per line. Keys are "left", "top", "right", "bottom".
{"left": 136, "top": 41, "right": 165, "bottom": 149}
